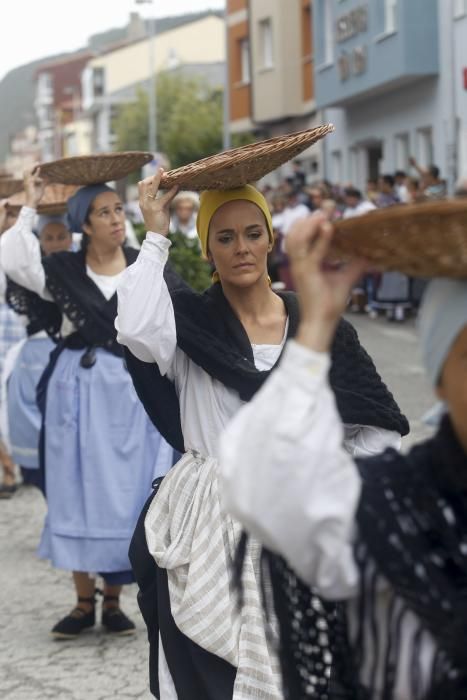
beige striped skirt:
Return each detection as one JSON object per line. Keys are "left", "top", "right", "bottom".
{"left": 145, "top": 450, "right": 282, "bottom": 699}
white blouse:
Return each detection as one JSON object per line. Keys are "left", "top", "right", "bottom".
{"left": 116, "top": 232, "right": 401, "bottom": 460}
{"left": 219, "top": 340, "right": 435, "bottom": 699}
{"left": 1, "top": 206, "right": 125, "bottom": 336}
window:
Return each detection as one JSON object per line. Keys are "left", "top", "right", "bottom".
{"left": 93, "top": 67, "right": 105, "bottom": 98}
{"left": 417, "top": 127, "right": 434, "bottom": 168}
{"left": 395, "top": 133, "right": 410, "bottom": 170}
{"left": 454, "top": 0, "right": 467, "bottom": 17}
{"left": 239, "top": 38, "right": 251, "bottom": 83}
{"left": 259, "top": 18, "right": 274, "bottom": 69}
{"left": 385, "top": 0, "right": 398, "bottom": 33}
{"left": 37, "top": 72, "right": 53, "bottom": 101}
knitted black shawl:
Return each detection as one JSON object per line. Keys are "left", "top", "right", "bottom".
{"left": 124, "top": 282, "right": 409, "bottom": 454}
{"left": 6, "top": 278, "right": 62, "bottom": 338}
{"left": 268, "top": 417, "right": 467, "bottom": 700}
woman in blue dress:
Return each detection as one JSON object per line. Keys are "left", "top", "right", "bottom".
{"left": 5, "top": 215, "right": 72, "bottom": 488}
{"left": 2, "top": 168, "right": 174, "bottom": 639}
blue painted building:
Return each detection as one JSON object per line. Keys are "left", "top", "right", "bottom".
{"left": 313, "top": 0, "right": 466, "bottom": 192}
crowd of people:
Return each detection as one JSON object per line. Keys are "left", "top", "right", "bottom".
{"left": 259, "top": 157, "right": 452, "bottom": 323}
{"left": 0, "top": 154, "right": 466, "bottom": 700}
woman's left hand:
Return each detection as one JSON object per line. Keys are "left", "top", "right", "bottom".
{"left": 286, "top": 213, "right": 369, "bottom": 353}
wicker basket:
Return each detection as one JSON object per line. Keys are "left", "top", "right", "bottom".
{"left": 0, "top": 179, "right": 23, "bottom": 199}
{"left": 160, "top": 125, "right": 335, "bottom": 191}
{"left": 39, "top": 152, "right": 154, "bottom": 185}
{"left": 332, "top": 199, "right": 467, "bottom": 278}
{"left": 7, "top": 184, "right": 80, "bottom": 216}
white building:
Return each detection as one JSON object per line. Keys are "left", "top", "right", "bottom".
{"left": 82, "top": 12, "right": 226, "bottom": 153}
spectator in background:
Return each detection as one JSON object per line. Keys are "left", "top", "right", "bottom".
{"left": 281, "top": 188, "right": 311, "bottom": 238}
{"left": 342, "top": 187, "right": 376, "bottom": 219}
{"left": 307, "top": 186, "right": 326, "bottom": 212}
{"left": 287, "top": 159, "right": 306, "bottom": 191}
{"left": 409, "top": 157, "right": 447, "bottom": 199}
{"left": 342, "top": 188, "right": 377, "bottom": 314}
{"left": 169, "top": 191, "right": 199, "bottom": 239}
{"left": 406, "top": 177, "right": 421, "bottom": 203}
{"left": 394, "top": 170, "right": 411, "bottom": 203}
{"left": 376, "top": 174, "right": 400, "bottom": 208}
{"left": 366, "top": 178, "right": 379, "bottom": 204}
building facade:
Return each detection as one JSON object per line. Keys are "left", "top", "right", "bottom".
{"left": 82, "top": 13, "right": 225, "bottom": 153}
{"left": 314, "top": 0, "right": 467, "bottom": 192}
{"left": 35, "top": 52, "right": 93, "bottom": 161}
{"left": 227, "top": 0, "right": 323, "bottom": 181}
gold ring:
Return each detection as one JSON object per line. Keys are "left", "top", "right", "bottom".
{"left": 145, "top": 193, "right": 157, "bottom": 200}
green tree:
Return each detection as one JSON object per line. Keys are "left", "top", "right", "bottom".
{"left": 133, "top": 224, "right": 212, "bottom": 292}
{"left": 115, "top": 72, "right": 223, "bottom": 168}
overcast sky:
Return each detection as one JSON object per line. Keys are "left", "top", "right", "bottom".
{"left": 0, "top": 0, "right": 225, "bottom": 81}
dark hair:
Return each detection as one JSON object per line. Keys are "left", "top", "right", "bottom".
{"left": 381, "top": 174, "right": 395, "bottom": 187}
{"left": 395, "top": 170, "right": 406, "bottom": 179}
{"left": 344, "top": 187, "right": 362, "bottom": 199}
{"left": 80, "top": 209, "right": 93, "bottom": 252}
{"left": 429, "top": 165, "right": 440, "bottom": 179}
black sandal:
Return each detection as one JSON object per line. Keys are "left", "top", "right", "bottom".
{"left": 51, "top": 594, "right": 96, "bottom": 639}
{"left": 0, "top": 483, "right": 17, "bottom": 499}
{"left": 102, "top": 595, "right": 136, "bottom": 635}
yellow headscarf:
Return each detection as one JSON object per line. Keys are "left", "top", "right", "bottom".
{"left": 195, "top": 185, "right": 274, "bottom": 258}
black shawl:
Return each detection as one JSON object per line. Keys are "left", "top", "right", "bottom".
{"left": 269, "top": 417, "right": 467, "bottom": 700}
{"left": 41, "top": 247, "right": 139, "bottom": 354}
{"left": 125, "top": 282, "right": 409, "bottom": 454}
{"left": 6, "top": 278, "right": 62, "bottom": 338}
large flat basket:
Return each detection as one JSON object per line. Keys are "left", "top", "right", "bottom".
{"left": 160, "top": 125, "right": 335, "bottom": 191}
{"left": 7, "top": 184, "right": 80, "bottom": 216}
{"left": 0, "top": 179, "right": 23, "bottom": 199}
{"left": 40, "top": 152, "right": 154, "bottom": 185}
{"left": 332, "top": 199, "right": 467, "bottom": 278}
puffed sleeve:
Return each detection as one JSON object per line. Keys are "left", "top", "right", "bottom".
{"left": 116, "top": 232, "right": 177, "bottom": 377}
{"left": 1, "top": 207, "right": 49, "bottom": 299}
{"left": 219, "top": 339, "right": 362, "bottom": 600}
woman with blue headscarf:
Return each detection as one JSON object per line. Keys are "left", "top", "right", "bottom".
{"left": 1, "top": 167, "right": 174, "bottom": 639}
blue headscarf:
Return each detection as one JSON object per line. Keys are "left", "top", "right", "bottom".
{"left": 66, "top": 184, "right": 114, "bottom": 234}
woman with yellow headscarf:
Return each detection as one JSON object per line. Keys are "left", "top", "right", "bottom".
{"left": 116, "top": 168, "right": 408, "bottom": 700}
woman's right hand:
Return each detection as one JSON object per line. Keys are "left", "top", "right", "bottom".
{"left": 24, "top": 166, "right": 47, "bottom": 209}
{"left": 138, "top": 168, "right": 178, "bottom": 236}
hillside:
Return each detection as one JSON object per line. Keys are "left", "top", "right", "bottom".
{"left": 0, "top": 10, "right": 224, "bottom": 161}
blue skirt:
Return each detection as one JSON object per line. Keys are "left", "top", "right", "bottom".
{"left": 8, "top": 335, "right": 54, "bottom": 469}
{"left": 38, "top": 347, "right": 173, "bottom": 575}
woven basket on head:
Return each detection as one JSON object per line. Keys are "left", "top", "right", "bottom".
{"left": 39, "top": 152, "right": 154, "bottom": 185}
{"left": 0, "top": 178, "right": 23, "bottom": 199}
{"left": 160, "top": 125, "right": 335, "bottom": 191}
{"left": 332, "top": 199, "right": 467, "bottom": 278}
{"left": 7, "top": 184, "right": 80, "bottom": 216}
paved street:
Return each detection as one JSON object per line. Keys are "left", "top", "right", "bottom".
{"left": 0, "top": 314, "right": 435, "bottom": 700}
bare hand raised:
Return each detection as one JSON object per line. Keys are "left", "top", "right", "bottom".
{"left": 286, "top": 213, "right": 369, "bottom": 352}
{"left": 24, "top": 166, "right": 47, "bottom": 209}
{"left": 138, "top": 169, "right": 178, "bottom": 236}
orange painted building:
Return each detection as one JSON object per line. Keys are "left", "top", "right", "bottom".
{"left": 226, "top": 0, "right": 322, "bottom": 178}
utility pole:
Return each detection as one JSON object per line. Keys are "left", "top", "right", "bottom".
{"left": 223, "top": 0, "right": 231, "bottom": 150}
{"left": 136, "top": 0, "right": 157, "bottom": 154}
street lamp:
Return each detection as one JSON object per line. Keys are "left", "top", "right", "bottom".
{"left": 135, "top": 0, "right": 157, "bottom": 154}
{"left": 223, "top": 0, "right": 231, "bottom": 150}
